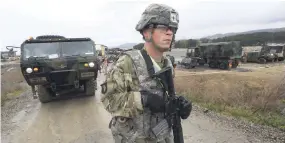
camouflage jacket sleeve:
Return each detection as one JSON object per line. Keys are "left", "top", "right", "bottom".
{"left": 100, "top": 55, "right": 143, "bottom": 118}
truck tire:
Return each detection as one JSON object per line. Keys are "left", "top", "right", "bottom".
{"left": 186, "top": 65, "right": 191, "bottom": 69}
{"left": 209, "top": 61, "right": 217, "bottom": 68}
{"left": 219, "top": 62, "right": 229, "bottom": 70}
{"left": 38, "top": 85, "right": 52, "bottom": 103}
{"left": 84, "top": 78, "right": 96, "bottom": 96}
{"left": 232, "top": 60, "right": 238, "bottom": 68}
{"left": 259, "top": 58, "right": 266, "bottom": 64}
{"left": 232, "top": 63, "right": 238, "bottom": 68}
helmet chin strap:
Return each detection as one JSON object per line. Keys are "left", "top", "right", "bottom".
{"left": 169, "top": 34, "right": 175, "bottom": 52}
{"left": 145, "top": 31, "right": 161, "bottom": 51}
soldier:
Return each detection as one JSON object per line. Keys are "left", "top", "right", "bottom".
{"left": 101, "top": 3, "right": 192, "bottom": 143}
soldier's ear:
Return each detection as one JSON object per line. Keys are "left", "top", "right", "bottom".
{"left": 142, "top": 30, "right": 147, "bottom": 39}
{"left": 142, "top": 29, "right": 152, "bottom": 41}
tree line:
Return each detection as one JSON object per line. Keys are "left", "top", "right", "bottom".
{"left": 133, "top": 31, "right": 285, "bottom": 49}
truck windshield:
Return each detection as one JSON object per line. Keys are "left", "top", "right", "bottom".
{"left": 22, "top": 41, "right": 95, "bottom": 60}
{"left": 22, "top": 42, "right": 60, "bottom": 60}
{"left": 268, "top": 46, "right": 283, "bottom": 53}
{"left": 61, "top": 41, "right": 94, "bottom": 57}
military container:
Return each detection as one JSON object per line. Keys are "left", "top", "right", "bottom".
{"left": 194, "top": 41, "right": 242, "bottom": 70}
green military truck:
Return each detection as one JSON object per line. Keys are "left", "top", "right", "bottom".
{"left": 242, "top": 43, "right": 285, "bottom": 64}
{"left": 194, "top": 41, "right": 242, "bottom": 70}
{"left": 264, "top": 43, "right": 285, "bottom": 61}
{"left": 19, "top": 35, "right": 100, "bottom": 103}
{"left": 242, "top": 51, "right": 275, "bottom": 64}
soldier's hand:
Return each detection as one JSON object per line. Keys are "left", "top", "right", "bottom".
{"left": 140, "top": 90, "right": 165, "bottom": 113}
{"left": 177, "top": 96, "right": 192, "bottom": 119}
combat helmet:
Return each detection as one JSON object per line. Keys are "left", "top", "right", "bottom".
{"left": 135, "top": 3, "right": 179, "bottom": 33}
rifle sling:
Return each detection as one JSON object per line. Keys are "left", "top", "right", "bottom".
{"left": 140, "top": 49, "right": 155, "bottom": 77}
{"left": 140, "top": 49, "right": 169, "bottom": 92}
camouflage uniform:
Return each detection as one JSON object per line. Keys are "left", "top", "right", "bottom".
{"left": 101, "top": 4, "right": 189, "bottom": 143}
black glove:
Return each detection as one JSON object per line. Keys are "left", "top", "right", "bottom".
{"left": 140, "top": 90, "right": 165, "bottom": 113}
{"left": 177, "top": 96, "right": 192, "bottom": 119}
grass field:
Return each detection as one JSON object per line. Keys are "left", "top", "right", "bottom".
{"left": 1, "top": 67, "right": 27, "bottom": 105}
{"left": 175, "top": 65, "right": 285, "bottom": 130}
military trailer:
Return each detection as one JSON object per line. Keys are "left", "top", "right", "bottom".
{"left": 194, "top": 41, "right": 242, "bottom": 70}
{"left": 19, "top": 35, "right": 99, "bottom": 103}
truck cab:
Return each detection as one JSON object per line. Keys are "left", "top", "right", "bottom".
{"left": 20, "top": 35, "right": 100, "bottom": 103}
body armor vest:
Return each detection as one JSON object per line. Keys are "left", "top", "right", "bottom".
{"left": 125, "top": 49, "right": 173, "bottom": 141}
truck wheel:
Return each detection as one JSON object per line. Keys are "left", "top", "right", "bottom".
{"left": 209, "top": 62, "right": 216, "bottom": 68}
{"left": 232, "top": 61, "right": 238, "bottom": 68}
{"left": 259, "top": 58, "right": 266, "bottom": 64}
{"left": 84, "top": 78, "right": 96, "bottom": 96}
{"left": 219, "top": 63, "right": 228, "bottom": 70}
{"left": 186, "top": 65, "right": 191, "bottom": 69}
{"left": 38, "top": 85, "right": 52, "bottom": 103}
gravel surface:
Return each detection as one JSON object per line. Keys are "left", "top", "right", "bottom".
{"left": 1, "top": 87, "right": 38, "bottom": 143}
{"left": 192, "top": 105, "right": 285, "bottom": 143}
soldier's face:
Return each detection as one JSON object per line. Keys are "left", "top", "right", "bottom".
{"left": 152, "top": 25, "right": 175, "bottom": 52}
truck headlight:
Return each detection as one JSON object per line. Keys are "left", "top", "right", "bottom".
{"left": 26, "top": 68, "right": 33, "bottom": 73}
{"left": 89, "top": 62, "right": 95, "bottom": 67}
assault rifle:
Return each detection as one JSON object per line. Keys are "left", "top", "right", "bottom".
{"left": 140, "top": 49, "right": 184, "bottom": 143}
{"left": 152, "top": 66, "right": 184, "bottom": 143}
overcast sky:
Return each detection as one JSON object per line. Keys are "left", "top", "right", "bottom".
{"left": 1, "top": 0, "right": 285, "bottom": 52}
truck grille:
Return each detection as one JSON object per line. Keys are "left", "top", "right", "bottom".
{"left": 49, "top": 71, "right": 77, "bottom": 85}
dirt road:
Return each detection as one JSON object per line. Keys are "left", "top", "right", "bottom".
{"left": 2, "top": 72, "right": 284, "bottom": 143}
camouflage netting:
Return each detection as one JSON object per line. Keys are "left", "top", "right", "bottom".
{"left": 36, "top": 35, "right": 66, "bottom": 40}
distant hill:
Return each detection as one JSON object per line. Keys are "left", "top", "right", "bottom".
{"left": 211, "top": 31, "right": 285, "bottom": 46}
{"left": 204, "top": 27, "right": 285, "bottom": 39}
{"left": 114, "top": 43, "right": 138, "bottom": 49}
{"left": 131, "top": 27, "right": 285, "bottom": 49}
{"left": 172, "top": 31, "right": 285, "bottom": 48}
